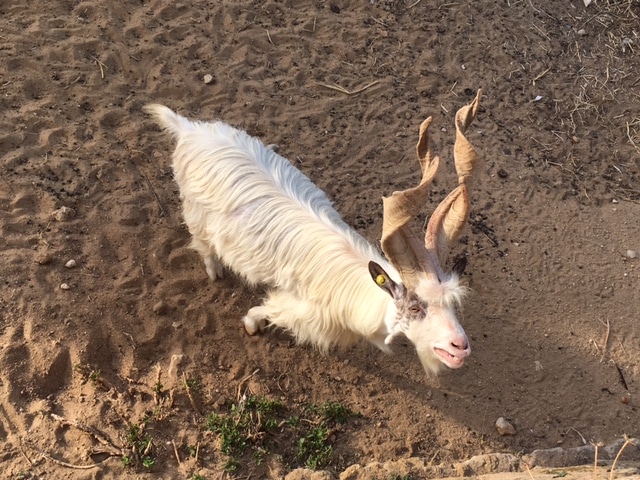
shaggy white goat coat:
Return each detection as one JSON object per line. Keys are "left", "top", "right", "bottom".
{"left": 147, "top": 105, "right": 471, "bottom": 375}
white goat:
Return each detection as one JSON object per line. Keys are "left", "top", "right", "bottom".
{"left": 146, "top": 90, "right": 481, "bottom": 375}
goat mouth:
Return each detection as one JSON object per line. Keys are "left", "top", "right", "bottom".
{"left": 434, "top": 347, "right": 466, "bottom": 368}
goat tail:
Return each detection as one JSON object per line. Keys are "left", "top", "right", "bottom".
{"left": 144, "top": 103, "right": 194, "bottom": 138}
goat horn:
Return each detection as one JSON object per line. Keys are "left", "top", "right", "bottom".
{"left": 425, "top": 89, "right": 482, "bottom": 265}
{"left": 380, "top": 117, "right": 443, "bottom": 287}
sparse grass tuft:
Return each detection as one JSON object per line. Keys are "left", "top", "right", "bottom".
{"left": 123, "top": 421, "right": 155, "bottom": 470}
{"left": 205, "top": 395, "right": 359, "bottom": 473}
{"left": 296, "top": 425, "right": 333, "bottom": 470}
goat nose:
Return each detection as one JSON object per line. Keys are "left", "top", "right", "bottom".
{"left": 451, "top": 340, "right": 469, "bottom": 351}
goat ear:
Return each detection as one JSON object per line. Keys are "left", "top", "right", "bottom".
{"left": 451, "top": 256, "right": 467, "bottom": 277}
{"left": 368, "top": 261, "right": 405, "bottom": 299}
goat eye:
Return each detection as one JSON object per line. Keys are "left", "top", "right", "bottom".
{"left": 409, "top": 305, "right": 423, "bottom": 314}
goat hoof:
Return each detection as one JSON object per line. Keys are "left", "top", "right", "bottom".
{"left": 205, "top": 258, "right": 224, "bottom": 281}
{"left": 242, "top": 316, "right": 266, "bottom": 335}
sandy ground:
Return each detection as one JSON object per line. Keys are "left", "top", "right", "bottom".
{"left": 1, "top": 0, "right": 639, "bottom": 478}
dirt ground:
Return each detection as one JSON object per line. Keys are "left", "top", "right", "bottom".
{"left": 1, "top": 0, "right": 639, "bottom": 478}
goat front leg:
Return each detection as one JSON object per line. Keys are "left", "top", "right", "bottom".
{"left": 242, "top": 291, "right": 330, "bottom": 350}
{"left": 242, "top": 290, "right": 301, "bottom": 336}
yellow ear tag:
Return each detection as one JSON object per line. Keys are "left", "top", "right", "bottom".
{"left": 376, "top": 274, "right": 386, "bottom": 286}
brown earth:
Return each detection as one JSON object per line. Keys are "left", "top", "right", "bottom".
{"left": 1, "top": 0, "right": 639, "bottom": 478}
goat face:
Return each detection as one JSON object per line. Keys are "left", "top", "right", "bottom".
{"left": 369, "top": 261, "right": 470, "bottom": 376}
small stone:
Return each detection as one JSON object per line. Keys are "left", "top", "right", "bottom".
{"left": 65, "top": 259, "right": 77, "bottom": 268}
{"left": 52, "top": 206, "right": 76, "bottom": 221}
{"left": 571, "top": 135, "right": 579, "bottom": 143}
{"left": 577, "top": 29, "right": 586, "bottom": 36}
{"left": 626, "top": 249, "right": 638, "bottom": 259}
{"left": 495, "top": 417, "right": 516, "bottom": 436}
{"left": 153, "top": 301, "right": 168, "bottom": 315}
{"left": 203, "top": 74, "right": 214, "bottom": 84}
{"left": 497, "top": 168, "right": 509, "bottom": 179}
{"left": 36, "top": 252, "right": 53, "bottom": 265}
{"left": 612, "top": 199, "right": 619, "bottom": 204}
{"left": 60, "top": 283, "right": 71, "bottom": 290}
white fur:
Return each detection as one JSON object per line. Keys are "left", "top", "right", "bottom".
{"left": 146, "top": 104, "right": 471, "bottom": 375}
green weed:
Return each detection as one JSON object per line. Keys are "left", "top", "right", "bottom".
{"left": 296, "top": 425, "right": 332, "bottom": 470}
{"left": 184, "top": 377, "right": 202, "bottom": 393}
{"left": 123, "top": 422, "right": 155, "bottom": 470}
{"left": 320, "top": 401, "right": 355, "bottom": 423}
{"left": 205, "top": 395, "right": 358, "bottom": 473}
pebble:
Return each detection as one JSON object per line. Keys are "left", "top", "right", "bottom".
{"left": 52, "top": 206, "right": 76, "bottom": 221}
{"left": 626, "top": 250, "right": 638, "bottom": 259}
{"left": 60, "top": 283, "right": 71, "bottom": 290}
{"left": 203, "top": 74, "right": 214, "bottom": 84}
{"left": 153, "top": 300, "right": 168, "bottom": 315}
{"left": 495, "top": 417, "right": 516, "bottom": 436}
{"left": 65, "top": 259, "right": 77, "bottom": 268}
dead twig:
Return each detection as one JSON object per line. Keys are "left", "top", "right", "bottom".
{"left": 126, "top": 148, "right": 168, "bottom": 217}
{"left": 626, "top": 121, "right": 640, "bottom": 154}
{"left": 141, "top": 172, "right": 167, "bottom": 217}
{"left": 599, "top": 317, "right": 611, "bottom": 362}
{"left": 525, "top": 463, "right": 535, "bottom": 479}
{"left": 18, "top": 439, "right": 34, "bottom": 466}
{"left": 532, "top": 67, "right": 551, "bottom": 86}
{"left": 154, "top": 365, "right": 162, "bottom": 405}
{"left": 613, "top": 361, "right": 629, "bottom": 390}
{"left": 609, "top": 436, "right": 637, "bottom": 480}
{"left": 90, "top": 56, "right": 107, "bottom": 79}
{"left": 315, "top": 80, "right": 379, "bottom": 96}
{"left": 171, "top": 439, "right": 181, "bottom": 464}
{"left": 50, "top": 413, "right": 123, "bottom": 456}
{"left": 567, "top": 427, "right": 587, "bottom": 445}
{"left": 235, "top": 368, "right": 261, "bottom": 401}
{"left": 26, "top": 440, "right": 112, "bottom": 469}
{"left": 183, "top": 372, "right": 201, "bottom": 415}
{"left": 301, "top": 17, "right": 316, "bottom": 33}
